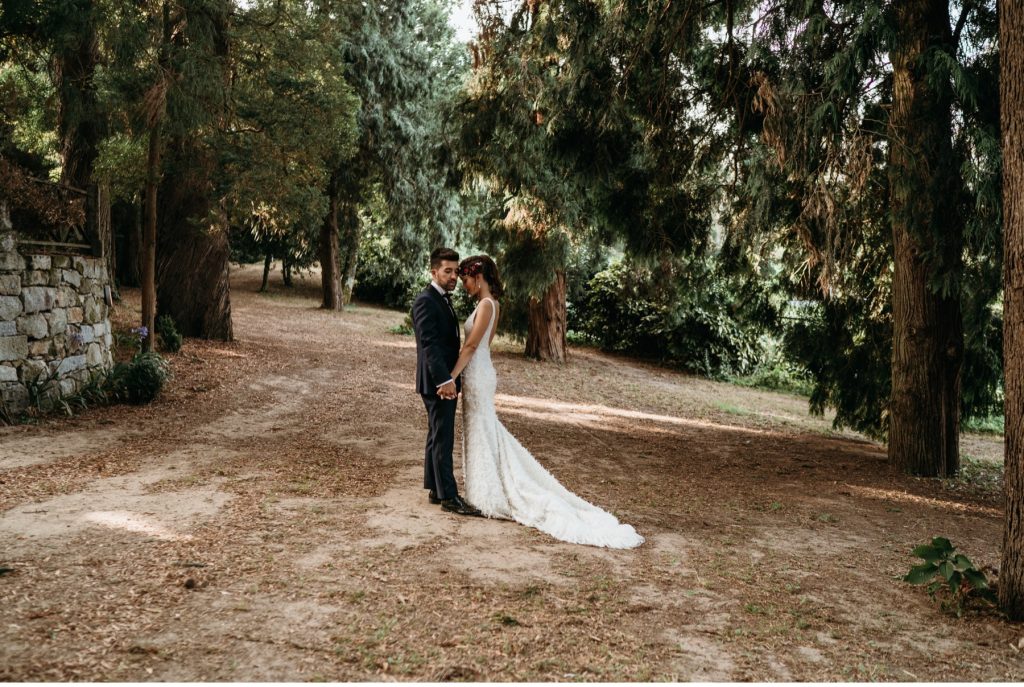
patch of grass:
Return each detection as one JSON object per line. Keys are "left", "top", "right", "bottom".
{"left": 726, "top": 357, "right": 814, "bottom": 397}
{"left": 493, "top": 612, "right": 520, "bottom": 627}
{"left": 962, "top": 413, "right": 1004, "bottom": 435}
{"left": 944, "top": 455, "right": 1003, "bottom": 495}
{"left": 388, "top": 315, "right": 414, "bottom": 336}
{"left": 714, "top": 401, "right": 751, "bottom": 416}
{"left": 815, "top": 513, "right": 838, "bottom": 523}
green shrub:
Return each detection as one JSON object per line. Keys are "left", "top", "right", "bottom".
{"left": 389, "top": 315, "right": 415, "bottom": 336}
{"left": 903, "top": 537, "right": 996, "bottom": 617}
{"left": 157, "top": 315, "right": 183, "bottom": 353}
{"left": 354, "top": 234, "right": 429, "bottom": 310}
{"left": 574, "top": 258, "right": 773, "bottom": 377}
{"left": 105, "top": 351, "right": 170, "bottom": 404}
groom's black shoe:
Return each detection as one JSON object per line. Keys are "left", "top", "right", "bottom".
{"left": 428, "top": 490, "right": 442, "bottom": 505}
{"left": 440, "top": 495, "right": 481, "bottom": 516}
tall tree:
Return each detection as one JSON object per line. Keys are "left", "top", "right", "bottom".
{"left": 51, "top": 0, "right": 103, "bottom": 193}
{"left": 461, "top": 0, "right": 719, "bottom": 361}
{"left": 887, "top": 0, "right": 964, "bottom": 476}
{"left": 999, "top": 0, "right": 1024, "bottom": 620}
{"left": 319, "top": 0, "right": 464, "bottom": 311}
{"left": 718, "top": 0, "right": 1000, "bottom": 475}
{"left": 153, "top": 0, "right": 233, "bottom": 340}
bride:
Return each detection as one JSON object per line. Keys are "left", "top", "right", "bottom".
{"left": 448, "top": 255, "right": 644, "bottom": 549}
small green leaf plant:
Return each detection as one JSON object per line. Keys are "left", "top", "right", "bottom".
{"left": 903, "top": 537, "right": 996, "bottom": 616}
{"left": 156, "top": 315, "right": 183, "bottom": 353}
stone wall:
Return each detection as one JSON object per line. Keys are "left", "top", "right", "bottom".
{"left": 0, "top": 217, "right": 114, "bottom": 414}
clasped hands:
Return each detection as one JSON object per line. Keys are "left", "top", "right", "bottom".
{"left": 438, "top": 379, "right": 458, "bottom": 400}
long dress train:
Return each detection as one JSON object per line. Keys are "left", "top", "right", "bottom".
{"left": 460, "top": 298, "right": 643, "bottom": 549}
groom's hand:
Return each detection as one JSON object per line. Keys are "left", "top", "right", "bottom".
{"left": 438, "top": 380, "right": 457, "bottom": 399}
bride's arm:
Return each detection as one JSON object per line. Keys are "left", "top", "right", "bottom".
{"left": 450, "top": 299, "right": 494, "bottom": 382}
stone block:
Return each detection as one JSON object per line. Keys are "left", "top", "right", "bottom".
{"left": 57, "top": 355, "right": 87, "bottom": 375}
{"left": 49, "top": 268, "right": 62, "bottom": 287}
{"left": 72, "top": 257, "right": 87, "bottom": 273}
{"left": 0, "top": 231, "right": 14, "bottom": 252}
{"left": 0, "top": 363, "right": 16, "bottom": 382}
{"left": 80, "top": 324, "right": 95, "bottom": 343}
{"left": 59, "top": 377, "right": 77, "bottom": 397}
{"left": 84, "top": 298, "right": 105, "bottom": 324}
{"left": 86, "top": 342, "right": 104, "bottom": 367}
{"left": 0, "top": 295, "right": 21, "bottom": 321}
{"left": 55, "top": 286, "right": 79, "bottom": 308}
{"left": 62, "top": 269, "right": 82, "bottom": 288}
{"left": 0, "top": 321, "right": 15, "bottom": 336}
{"left": 17, "top": 313, "right": 48, "bottom": 340}
{"left": 29, "top": 255, "right": 51, "bottom": 270}
{"left": 52, "top": 256, "right": 70, "bottom": 269}
{"left": 0, "top": 274, "right": 20, "bottom": 296}
{"left": 0, "top": 252, "right": 25, "bottom": 271}
{"left": 29, "top": 339, "right": 51, "bottom": 356}
{"left": 22, "top": 287, "right": 57, "bottom": 314}
{"left": 92, "top": 321, "right": 106, "bottom": 337}
{"left": 68, "top": 306, "right": 84, "bottom": 324}
{"left": 47, "top": 309, "right": 68, "bottom": 336}
{"left": 0, "top": 335, "right": 28, "bottom": 361}
{"left": 19, "top": 358, "right": 47, "bottom": 383}
{"left": 25, "top": 270, "right": 49, "bottom": 286}
{"left": 1, "top": 382, "right": 29, "bottom": 413}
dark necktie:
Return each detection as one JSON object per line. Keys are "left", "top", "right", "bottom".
{"left": 442, "top": 292, "right": 457, "bottom": 320}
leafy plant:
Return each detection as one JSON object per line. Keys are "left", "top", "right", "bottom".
{"left": 157, "top": 315, "right": 183, "bottom": 353}
{"left": 903, "top": 537, "right": 996, "bottom": 616}
{"left": 105, "top": 351, "right": 170, "bottom": 405}
{"left": 388, "top": 315, "right": 415, "bottom": 337}
{"left": 575, "top": 258, "right": 774, "bottom": 378}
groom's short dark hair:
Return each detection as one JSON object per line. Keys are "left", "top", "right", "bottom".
{"left": 430, "top": 247, "right": 460, "bottom": 268}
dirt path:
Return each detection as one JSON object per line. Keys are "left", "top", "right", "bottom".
{"left": 0, "top": 265, "right": 1018, "bottom": 681}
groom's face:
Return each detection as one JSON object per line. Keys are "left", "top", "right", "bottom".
{"left": 432, "top": 260, "right": 459, "bottom": 292}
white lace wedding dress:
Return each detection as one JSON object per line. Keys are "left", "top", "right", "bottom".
{"left": 460, "top": 298, "right": 644, "bottom": 549}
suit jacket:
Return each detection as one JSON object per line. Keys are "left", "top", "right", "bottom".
{"left": 412, "top": 285, "right": 462, "bottom": 396}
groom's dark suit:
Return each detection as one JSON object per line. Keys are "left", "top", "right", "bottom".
{"left": 412, "top": 284, "right": 462, "bottom": 500}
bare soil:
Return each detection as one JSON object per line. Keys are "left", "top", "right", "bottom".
{"left": 0, "top": 264, "right": 1019, "bottom": 681}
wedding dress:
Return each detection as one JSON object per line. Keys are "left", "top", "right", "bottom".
{"left": 460, "top": 298, "right": 644, "bottom": 549}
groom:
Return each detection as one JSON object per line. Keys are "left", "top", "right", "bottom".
{"left": 412, "top": 248, "right": 481, "bottom": 516}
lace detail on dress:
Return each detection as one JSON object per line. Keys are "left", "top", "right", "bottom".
{"left": 460, "top": 298, "right": 643, "bottom": 549}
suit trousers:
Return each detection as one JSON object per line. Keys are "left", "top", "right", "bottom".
{"left": 421, "top": 394, "right": 459, "bottom": 499}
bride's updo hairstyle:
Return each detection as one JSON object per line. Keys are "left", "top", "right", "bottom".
{"left": 458, "top": 255, "right": 504, "bottom": 297}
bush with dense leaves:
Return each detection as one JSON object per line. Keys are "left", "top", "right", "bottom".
{"left": 157, "top": 315, "right": 183, "bottom": 353}
{"left": 574, "top": 258, "right": 773, "bottom": 377}
{"left": 353, "top": 234, "right": 429, "bottom": 310}
{"left": 105, "top": 352, "right": 169, "bottom": 405}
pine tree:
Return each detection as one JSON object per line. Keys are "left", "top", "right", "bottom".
{"left": 716, "top": 0, "right": 1000, "bottom": 475}
{"left": 460, "top": 0, "right": 720, "bottom": 360}
{"left": 318, "top": 0, "right": 465, "bottom": 311}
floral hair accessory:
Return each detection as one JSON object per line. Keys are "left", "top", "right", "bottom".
{"left": 459, "top": 262, "right": 484, "bottom": 277}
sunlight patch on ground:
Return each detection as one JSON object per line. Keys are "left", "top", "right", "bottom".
{"left": 377, "top": 340, "right": 417, "bottom": 349}
{"left": 494, "top": 394, "right": 772, "bottom": 437}
{"left": 82, "top": 510, "right": 191, "bottom": 541}
{"left": 847, "top": 485, "right": 1000, "bottom": 516}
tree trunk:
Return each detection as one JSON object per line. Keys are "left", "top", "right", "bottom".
{"left": 141, "top": 122, "right": 161, "bottom": 353}
{"left": 340, "top": 203, "right": 360, "bottom": 306}
{"left": 999, "top": 0, "right": 1024, "bottom": 620}
{"left": 886, "top": 0, "right": 963, "bottom": 477}
{"left": 319, "top": 174, "right": 342, "bottom": 309}
{"left": 525, "top": 270, "right": 567, "bottom": 362}
{"left": 98, "top": 184, "right": 116, "bottom": 296}
{"left": 261, "top": 253, "right": 272, "bottom": 292}
{"left": 282, "top": 258, "right": 293, "bottom": 288}
{"left": 155, "top": 139, "right": 233, "bottom": 341}
{"left": 54, "top": 0, "right": 101, "bottom": 192}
